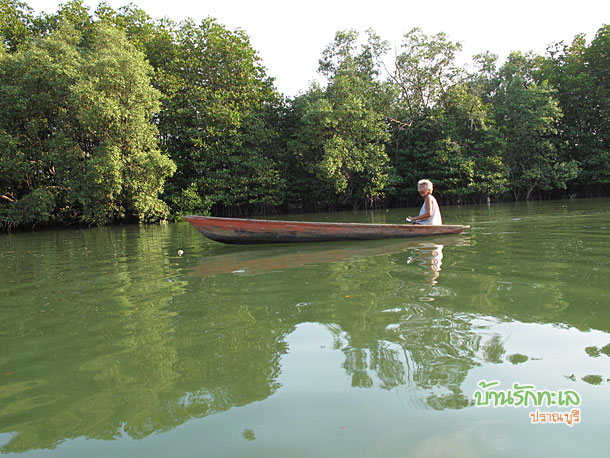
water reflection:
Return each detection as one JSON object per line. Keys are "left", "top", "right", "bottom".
{"left": 192, "top": 237, "right": 461, "bottom": 277}
{"left": 0, "top": 231, "right": 483, "bottom": 453}
{"left": 407, "top": 243, "right": 444, "bottom": 284}
{"left": 332, "top": 301, "right": 504, "bottom": 411}
{"left": 2, "top": 200, "right": 610, "bottom": 455}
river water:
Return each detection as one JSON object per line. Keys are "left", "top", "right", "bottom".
{"left": 1, "top": 198, "right": 609, "bottom": 457}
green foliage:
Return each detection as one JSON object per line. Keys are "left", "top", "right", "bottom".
{"left": 148, "top": 18, "right": 285, "bottom": 217}
{"left": 0, "top": 0, "right": 34, "bottom": 51}
{"left": 285, "top": 30, "right": 393, "bottom": 209}
{"left": 491, "top": 52, "right": 578, "bottom": 199}
{"left": 439, "top": 83, "right": 509, "bottom": 198}
{"left": 0, "top": 20, "right": 174, "bottom": 228}
{"left": 390, "top": 28, "right": 464, "bottom": 121}
{"left": 5, "top": 186, "right": 55, "bottom": 224}
{"left": 94, "top": 2, "right": 158, "bottom": 53}
{"left": 540, "top": 27, "right": 610, "bottom": 191}
{"left": 2, "top": 1, "right": 609, "bottom": 227}
{"left": 386, "top": 28, "right": 508, "bottom": 202}
{"left": 318, "top": 28, "right": 389, "bottom": 80}
{"left": 35, "top": 0, "right": 92, "bottom": 34}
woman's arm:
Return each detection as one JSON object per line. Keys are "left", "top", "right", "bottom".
{"left": 409, "top": 196, "right": 433, "bottom": 221}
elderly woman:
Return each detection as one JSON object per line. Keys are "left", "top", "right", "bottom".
{"left": 407, "top": 179, "right": 442, "bottom": 225}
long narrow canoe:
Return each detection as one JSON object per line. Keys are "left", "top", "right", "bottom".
{"left": 184, "top": 215, "right": 470, "bottom": 244}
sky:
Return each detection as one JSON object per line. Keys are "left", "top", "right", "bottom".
{"left": 24, "top": 0, "right": 610, "bottom": 96}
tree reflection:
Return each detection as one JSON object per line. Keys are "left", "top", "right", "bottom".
{"left": 4, "top": 221, "right": 606, "bottom": 453}
{"left": 322, "top": 241, "right": 506, "bottom": 411}
{"left": 1, "top": 224, "right": 292, "bottom": 453}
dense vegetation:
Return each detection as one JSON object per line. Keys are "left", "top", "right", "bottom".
{"left": 1, "top": 0, "right": 609, "bottom": 228}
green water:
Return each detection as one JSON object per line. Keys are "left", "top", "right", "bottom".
{"left": 1, "top": 198, "right": 609, "bottom": 457}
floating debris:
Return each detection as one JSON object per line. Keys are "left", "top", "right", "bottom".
{"left": 242, "top": 428, "right": 256, "bottom": 441}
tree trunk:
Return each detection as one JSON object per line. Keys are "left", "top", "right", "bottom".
{"left": 525, "top": 184, "right": 537, "bottom": 201}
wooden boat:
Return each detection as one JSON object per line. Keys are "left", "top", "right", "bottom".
{"left": 184, "top": 215, "right": 470, "bottom": 244}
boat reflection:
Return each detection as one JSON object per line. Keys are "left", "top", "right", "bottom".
{"left": 192, "top": 236, "right": 468, "bottom": 276}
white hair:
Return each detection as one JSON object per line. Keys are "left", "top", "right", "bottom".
{"left": 418, "top": 179, "right": 433, "bottom": 191}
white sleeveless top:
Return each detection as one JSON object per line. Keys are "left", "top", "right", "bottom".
{"left": 418, "top": 195, "right": 442, "bottom": 225}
